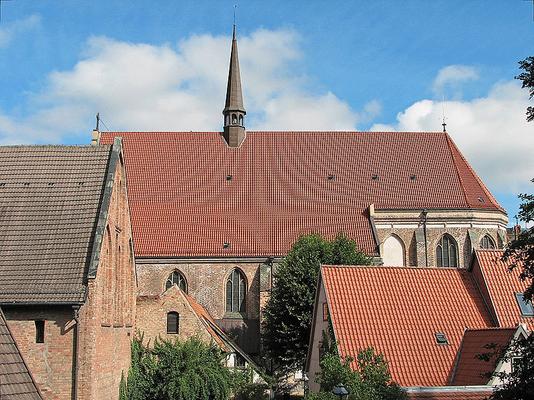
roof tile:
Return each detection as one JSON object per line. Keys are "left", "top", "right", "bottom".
{"left": 100, "top": 131, "right": 500, "bottom": 257}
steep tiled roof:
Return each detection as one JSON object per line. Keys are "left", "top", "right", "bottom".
{"left": 450, "top": 327, "right": 516, "bottom": 386}
{"left": 184, "top": 292, "right": 226, "bottom": 349}
{"left": 321, "top": 265, "right": 493, "bottom": 386}
{"left": 101, "top": 131, "right": 501, "bottom": 257}
{"left": 0, "top": 308, "right": 43, "bottom": 399}
{"left": 473, "top": 249, "right": 533, "bottom": 330}
{"left": 0, "top": 146, "right": 112, "bottom": 303}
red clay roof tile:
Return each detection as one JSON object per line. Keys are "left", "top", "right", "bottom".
{"left": 451, "top": 327, "right": 516, "bottom": 386}
{"left": 473, "top": 249, "right": 533, "bottom": 330}
{"left": 101, "top": 131, "right": 501, "bottom": 257}
{"left": 321, "top": 265, "right": 494, "bottom": 387}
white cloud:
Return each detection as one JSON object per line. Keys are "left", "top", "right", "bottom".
{"left": 0, "top": 29, "right": 373, "bottom": 143}
{"left": 0, "top": 14, "right": 40, "bottom": 48}
{"left": 432, "top": 64, "right": 479, "bottom": 95}
{"left": 371, "top": 81, "right": 534, "bottom": 193}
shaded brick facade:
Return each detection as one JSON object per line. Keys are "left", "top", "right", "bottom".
{"left": 135, "top": 260, "right": 273, "bottom": 354}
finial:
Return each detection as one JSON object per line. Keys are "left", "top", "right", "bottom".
{"left": 441, "top": 96, "right": 447, "bottom": 132}
{"left": 95, "top": 112, "right": 100, "bottom": 131}
{"left": 233, "top": 4, "right": 237, "bottom": 39}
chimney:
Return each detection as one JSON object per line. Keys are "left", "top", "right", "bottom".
{"left": 91, "top": 113, "right": 101, "bottom": 146}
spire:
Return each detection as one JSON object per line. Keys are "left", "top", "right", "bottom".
{"left": 222, "top": 24, "right": 246, "bottom": 147}
{"left": 224, "top": 25, "right": 246, "bottom": 114}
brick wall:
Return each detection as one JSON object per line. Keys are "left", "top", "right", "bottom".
{"left": 136, "top": 287, "right": 212, "bottom": 344}
{"left": 3, "top": 306, "right": 75, "bottom": 400}
{"left": 136, "top": 262, "right": 263, "bottom": 320}
{"left": 377, "top": 227, "right": 502, "bottom": 268}
{"left": 76, "top": 153, "right": 136, "bottom": 400}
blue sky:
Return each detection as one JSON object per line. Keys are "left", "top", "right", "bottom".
{"left": 0, "top": 0, "right": 533, "bottom": 222}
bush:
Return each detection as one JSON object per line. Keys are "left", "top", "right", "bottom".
{"left": 120, "top": 335, "right": 234, "bottom": 400}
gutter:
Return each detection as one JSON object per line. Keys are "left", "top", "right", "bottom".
{"left": 72, "top": 305, "right": 80, "bottom": 400}
{"left": 404, "top": 385, "right": 494, "bottom": 394}
{"left": 422, "top": 209, "right": 429, "bottom": 267}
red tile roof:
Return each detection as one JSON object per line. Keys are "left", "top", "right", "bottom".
{"left": 450, "top": 327, "right": 516, "bottom": 385}
{"left": 101, "top": 131, "right": 502, "bottom": 257}
{"left": 473, "top": 250, "right": 533, "bottom": 330}
{"left": 183, "top": 291, "right": 226, "bottom": 349}
{"left": 321, "top": 265, "right": 494, "bottom": 387}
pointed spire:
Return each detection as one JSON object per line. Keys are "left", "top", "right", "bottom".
{"left": 224, "top": 25, "right": 246, "bottom": 114}
{"left": 222, "top": 23, "right": 246, "bottom": 147}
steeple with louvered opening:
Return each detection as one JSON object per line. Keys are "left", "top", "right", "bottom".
{"left": 222, "top": 25, "right": 246, "bottom": 147}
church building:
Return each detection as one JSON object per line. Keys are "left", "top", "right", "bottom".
{"left": 95, "top": 26, "right": 508, "bottom": 355}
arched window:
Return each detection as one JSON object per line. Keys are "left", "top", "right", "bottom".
{"left": 225, "top": 115, "right": 230, "bottom": 125}
{"left": 239, "top": 115, "right": 243, "bottom": 126}
{"left": 480, "top": 234, "right": 496, "bottom": 249}
{"left": 436, "top": 234, "right": 458, "bottom": 268}
{"left": 165, "top": 270, "right": 187, "bottom": 293}
{"left": 232, "top": 114, "right": 238, "bottom": 124}
{"left": 166, "top": 312, "right": 179, "bottom": 334}
{"left": 382, "top": 235, "right": 405, "bottom": 266}
{"left": 226, "top": 269, "right": 246, "bottom": 313}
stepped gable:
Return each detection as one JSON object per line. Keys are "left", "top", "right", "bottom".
{"left": 0, "top": 145, "right": 112, "bottom": 303}
{"left": 321, "top": 265, "right": 493, "bottom": 386}
{"left": 101, "top": 131, "right": 502, "bottom": 258}
{"left": 0, "top": 307, "right": 43, "bottom": 399}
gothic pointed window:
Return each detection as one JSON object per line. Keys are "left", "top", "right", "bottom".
{"left": 165, "top": 270, "right": 187, "bottom": 293}
{"left": 226, "top": 269, "right": 246, "bottom": 313}
{"left": 232, "top": 114, "right": 238, "bottom": 124}
{"left": 480, "top": 234, "right": 496, "bottom": 249}
{"left": 436, "top": 234, "right": 458, "bottom": 267}
{"left": 239, "top": 115, "right": 243, "bottom": 126}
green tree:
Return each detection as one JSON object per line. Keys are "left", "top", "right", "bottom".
{"left": 309, "top": 347, "right": 406, "bottom": 400}
{"left": 486, "top": 55, "right": 534, "bottom": 400}
{"left": 120, "top": 335, "right": 236, "bottom": 400}
{"left": 262, "top": 233, "right": 371, "bottom": 377}
{"left": 516, "top": 56, "right": 534, "bottom": 122}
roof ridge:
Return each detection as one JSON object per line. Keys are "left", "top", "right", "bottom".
{"left": 322, "top": 264, "right": 462, "bottom": 270}
{"left": 464, "top": 327, "right": 517, "bottom": 332}
{"left": 444, "top": 133, "right": 503, "bottom": 211}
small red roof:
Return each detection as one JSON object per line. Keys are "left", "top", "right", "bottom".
{"left": 473, "top": 250, "right": 533, "bottom": 330}
{"left": 101, "top": 131, "right": 501, "bottom": 257}
{"left": 451, "top": 327, "right": 516, "bottom": 385}
{"left": 321, "top": 265, "right": 494, "bottom": 387}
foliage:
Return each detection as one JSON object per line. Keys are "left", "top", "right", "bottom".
{"left": 234, "top": 381, "right": 270, "bottom": 400}
{"left": 489, "top": 333, "right": 534, "bottom": 400}
{"left": 515, "top": 56, "right": 534, "bottom": 122}
{"left": 312, "top": 347, "right": 406, "bottom": 400}
{"left": 502, "top": 180, "right": 534, "bottom": 301}
{"left": 120, "top": 335, "right": 236, "bottom": 400}
{"left": 262, "top": 233, "right": 371, "bottom": 377}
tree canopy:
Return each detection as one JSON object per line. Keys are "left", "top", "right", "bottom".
{"left": 262, "top": 233, "right": 371, "bottom": 377}
{"left": 492, "top": 61, "right": 534, "bottom": 398}
{"left": 515, "top": 56, "right": 534, "bottom": 122}
{"left": 120, "top": 336, "right": 235, "bottom": 400}
{"left": 308, "top": 347, "right": 406, "bottom": 400}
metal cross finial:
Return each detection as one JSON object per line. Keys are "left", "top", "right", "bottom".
{"left": 441, "top": 96, "right": 447, "bottom": 132}
{"left": 233, "top": 4, "right": 237, "bottom": 26}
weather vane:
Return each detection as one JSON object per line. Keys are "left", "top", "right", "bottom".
{"left": 233, "top": 4, "right": 237, "bottom": 26}
{"left": 0, "top": 0, "right": 13, "bottom": 23}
